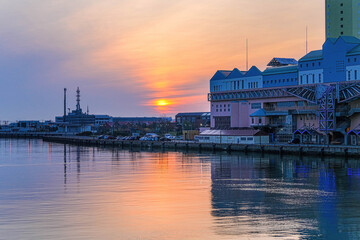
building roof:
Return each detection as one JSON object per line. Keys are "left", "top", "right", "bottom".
{"left": 200, "top": 129, "right": 267, "bottom": 136}
{"left": 210, "top": 70, "right": 233, "bottom": 81}
{"left": 176, "top": 112, "right": 210, "bottom": 117}
{"left": 245, "top": 66, "right": 262, "bottom": 77}
{"left": 226, "top": 68, "right": 245, "bottom": 79}
{"left": 299, "top": 50, "right": 323, "bottom": 62}
{"left": 250, "top": 109, "right": 266, "bottom": 117}
{"left": 347, "top": 45, "right": 360, "bottom": 56}
{"left": 267, "top": 58, "right": 298, "bottom": 67}
{"left": 262, "top": 65, "right": 298, "bottom": 75}
{"left": 339, "top": 36, "right": 360, "bottom": 44}
{"left": 294, "top": 128, "right": 322, "bottom": 135}
{"left": 250, "top": 109, "right": 288, "bottom": 117}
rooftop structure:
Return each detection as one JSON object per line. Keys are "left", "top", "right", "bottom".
{"left": 56, "top": 88, "right": 95, "bottom": 133}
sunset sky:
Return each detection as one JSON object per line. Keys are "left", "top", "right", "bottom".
{"left": 0, "top": 0, "right": 325, "bottom": 120}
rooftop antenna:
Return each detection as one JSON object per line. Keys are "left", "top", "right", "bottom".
{"left": 306, "top": 26, "right": 308, "bottom": 54}
{"left": 246, "top": 38, "right": 249, "bottom": 71}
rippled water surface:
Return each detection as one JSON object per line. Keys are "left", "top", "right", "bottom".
{"left": 1, "top": 139, "right": 360, "bottom": 239}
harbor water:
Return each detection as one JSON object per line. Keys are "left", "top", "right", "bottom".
{"left": 0, "top": 138, "right": 360, "bottom": 240}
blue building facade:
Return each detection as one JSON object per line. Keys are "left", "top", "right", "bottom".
{"left": 210, "top": 36, "right": 360, "bottom": 91}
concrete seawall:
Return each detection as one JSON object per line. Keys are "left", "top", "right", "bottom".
{"left": 38, "top": 135, "right": 360, "bottom": 158}
{"left": 0, "top": 133, "right": 358, "bottom": 158}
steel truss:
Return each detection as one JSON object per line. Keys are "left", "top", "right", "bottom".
{"left": 319, "top": 86, "right": 335, "bottom": 132}
{"left": 338, "top": 81, "right": 360, "bottom": 103}
{"left": 208, "top": 81, "right": 360, "bottom": 103}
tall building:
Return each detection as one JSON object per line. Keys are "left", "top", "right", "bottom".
{"left": 326, "top": 0, "right": 360, "bottom": 39}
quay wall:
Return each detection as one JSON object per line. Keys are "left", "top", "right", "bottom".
{"left": 39, "top": 136, "right": 360, "bottom": 158}
{"left": 0, "top": 133, "right": 358, "bottom": 158}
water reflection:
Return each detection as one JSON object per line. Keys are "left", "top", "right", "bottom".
{"left": 211, "top": 154, "right": 360, "bottom": 239}
{"left": 1, "top": 139, "right": 360, "bottom": 239}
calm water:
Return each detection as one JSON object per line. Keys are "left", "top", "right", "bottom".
{"left": 0, "top": 139, "right": 360, "bottom": 239}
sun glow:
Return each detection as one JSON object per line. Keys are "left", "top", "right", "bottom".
{"left": 155, "top": 99, "right": 170, "bottom": 106}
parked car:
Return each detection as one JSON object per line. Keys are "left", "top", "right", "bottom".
{"left": 97, "top": 135, "right": 105, "bottom": 139}
{"left": 160, "top": 137, "right": 172, "bottom": 142}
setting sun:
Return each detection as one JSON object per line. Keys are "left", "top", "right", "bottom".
{"left": 155, "top": 99, "right": 170, "bottom": 106}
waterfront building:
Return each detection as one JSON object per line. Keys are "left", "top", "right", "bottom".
{"left": 326, "top": 0, "right": 360, "bottom": 39}
{"left": 56, "top": 87, "right": 94, "bottom": 133}
{"left": 94, "top": 115, "right": 113, "bottom": 125}
{"left": 198, "top": 129, "right": 269, "bottom": 144}
{"left": 206, "top": 36, "right": 360, "bottom": 145}
{"left": 175, "top": 112, "right": 210, "bottom": 130}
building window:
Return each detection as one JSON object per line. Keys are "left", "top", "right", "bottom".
{"left": 355, "top": 58, "right": 357, "bottom": 62}
{"left": 341, "top": 18, "right": 343, "bottom": 21}
{"left": 356, "top": 70, "right": 358, "bottom": 80}
{"left": 277, "top": 101, "right": 295, "bottom": 108}
{"left": 251, "top": 118, "right": 254, "bottom": 124}
{"left": 251, "top": 103, "right": 261, "bottom": 109}
{"left": 312, "top": 62, "right": 315, "bottom": 67}
{"left": 319, "top": 74, "right": 322, "bottom": 82}
{"left": 340, "top": 11, "right": 343, "bottom": 14}
{"left": 298, "top": 101, "right": 305, "bottom": 107}
{"left": 341, "top": 25, "right": 344, "bottom": 28}
{"left": 341, "top": 32, "right": 344, "bottom": 35}
{"left": 259, "top": 117, "right": 262, "bottom": 124}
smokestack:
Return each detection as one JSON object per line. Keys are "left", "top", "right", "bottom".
{"left": 64, "top": 88, "right": 67, "bottom": 120}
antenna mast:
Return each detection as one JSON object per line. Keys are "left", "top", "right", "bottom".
{"left": 306, "top": 26, "right": 308, "bottom": 54}
{"left": 246, "top": 38, "right": 249, "bottom": 71}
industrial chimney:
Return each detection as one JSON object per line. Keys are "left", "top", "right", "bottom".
{"left": 64, "top": 88, "right": 67, "bottom": 121}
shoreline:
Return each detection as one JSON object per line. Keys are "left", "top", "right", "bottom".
{"left": 0, "top": 133, "right": 358, "bottom": 158}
